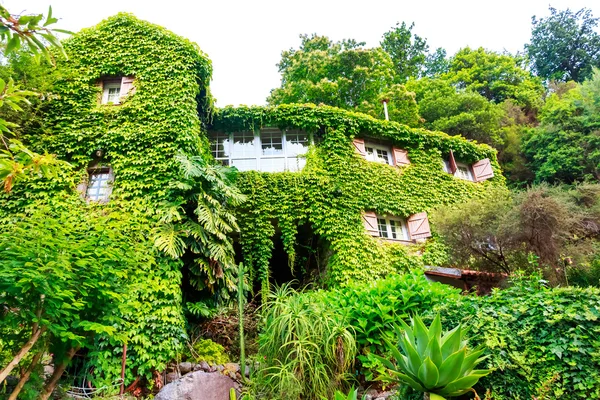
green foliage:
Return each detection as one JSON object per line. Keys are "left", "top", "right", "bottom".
{"left": 252, "top": 284, "right": 357, "bottom": 400}
{"left": 447, "top": 47, "right": 544, "bottom": 111}
{"left": 438, "top": 276, "right": 600, "bottom": 399}
{"left": 432, "top": 184, "right": 600, "bottom": 280}
{"left": 374, "top": 314, "right": 490, "bottom": 399}
{"left": 523, "top": 70, "right": 600, "bottom": 183}
{"left": 380, "top": 22, "right": 429, "bottom": 81}
{"left": 328, "top": 387, "right": 365, "bottom": 400}
{"left": 527, "top": 7, "right": 600, "bottom": 83}
{"left": 318, "top": 273, "right": 460, "bottom": 364}
{"left": 213, "top": 104, "right": 503, "bottom": 285}
{"left": 185, "top": 339, "right": 229, "bottom": 365}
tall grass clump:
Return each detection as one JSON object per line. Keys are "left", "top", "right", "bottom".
{"left": 254, "top": 283, "right": 357, "bottom": 400}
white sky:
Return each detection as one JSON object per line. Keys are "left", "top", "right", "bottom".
{"left": 6, "top": 0, "right": 600, "bottom": 106}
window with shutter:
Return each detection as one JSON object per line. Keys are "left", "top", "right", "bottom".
{"left": 99, "top": 76, "right": 135, "bottom": 105}
{"left": 407, "top": 212, "right": 432, "bottom": 240}
{"left": 472, "top": 158, "right": 494, "bottom": 182}
{"left": 364, "top": 212, "right": 411, "bottom": 241}
{"left": 353, "top": 138, "right": 366, "bottom": 158}
{"left": 120, "top": 76, "right": 136, "bottom": 99}
{"left": 443, "top": 151, "right": 475, "bottom": 182}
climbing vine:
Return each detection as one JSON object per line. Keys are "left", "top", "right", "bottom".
{"left": 211, "top": 104, "right": 506, "bottom": 285}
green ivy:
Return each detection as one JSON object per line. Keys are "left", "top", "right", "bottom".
{"left": 211, "top": 104, "right": 506, "bottom": 285}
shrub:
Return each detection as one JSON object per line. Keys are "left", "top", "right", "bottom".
{"left": 438, "top": 276, "right": 600, "bottom": 399}
{"left": 184, "top": 338, "right": 229, "bottom": 365}
{"left": 253, "top": 284, "right": 357, "bottom": 400}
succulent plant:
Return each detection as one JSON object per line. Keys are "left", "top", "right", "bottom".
{"left": 374, "top": 314, "right": 491, "bottom": 399}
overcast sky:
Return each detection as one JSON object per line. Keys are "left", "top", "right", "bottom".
{"left": 6, "top": 1, "right": 600, "bottom": 106}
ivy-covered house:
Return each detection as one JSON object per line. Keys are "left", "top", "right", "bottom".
{"left": 23, "top": 13, "right": 505, "bottom": 288}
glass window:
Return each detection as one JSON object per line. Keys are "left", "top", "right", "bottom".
{"left": 102, "top": 80, "right": 122, "bottom": 104}
{"left": 260, "top": 129, "right": 284, "bottom": 156}
{"left": 444, "top": 159, "right": 474, "bottom": 181}
{"left": 231, "top": 131, "right": 256, "bottom": 159}
{"left": 208, "top": 128, "right": 312, "bottom": 172}
{"left": 376, "top": 215, "right": 409, "bottom": 241}
{"left": 86, "top": 168, "right": 112, "bottom": 202}
{"left": 364, "top": 142, "right": 393, "bottom": 165}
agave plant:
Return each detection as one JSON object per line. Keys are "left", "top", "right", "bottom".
{"left": 374, "top": 314, "right": 491, "bottom": 400}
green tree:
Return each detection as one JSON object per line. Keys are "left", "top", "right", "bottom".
{"left": 448, "top": 47, "right": 544, "bottom": 111}
{"left": 380, "top": 22, "right": 429, "bottom": 81}
{"left": 526, "top": 7, "right": 600, "bottom": 83}
{"left": 523, "top": 70, "right": 600, "bottom": 183}
{"left": 423, "top": 47, "right": 449, "bottom": 78}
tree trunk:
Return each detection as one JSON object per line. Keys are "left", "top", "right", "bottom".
{"left": 38, "top": 346, "right": 79, "bottom": 400}
{"left": 0, "top": 325, "right": 46, "bottom": 384}
{"left": 7, "top": 351, "right": 43, "bottom": 400}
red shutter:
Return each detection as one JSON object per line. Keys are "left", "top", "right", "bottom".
{"left": 448, "top": 150, "right": 458, "bottom": 174}
{"left": 408, "top": 212, "right": 432, "bottom": 240}
{"left": 362, "top": 211, "right": 379, "bottom": 236}
{"left": 392, "top": 147, "right": 410, "bottom": 166}
{"left": 120, "top": 76, "right": 136, "bottom": 99}
{"left": 472, "top": 158, "right": 494, "bottom": 182}
{"left": 353, "top": 138, "right": 366, "bottom": 158}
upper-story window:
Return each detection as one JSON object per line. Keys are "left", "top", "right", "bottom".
{"left": 209, "top": 128, "right": 311, "bottom": 172}
{"left": 353, "top": 138, "right": 410, "bottom": 167}
{"left": 444, "top": 150, "right": 494, "bottom": 183}
{"left": 99, "top": 76, "right": 135, "bottom": 105}
{"left": 377, "top": 216, "right": 409, "bottom": 240}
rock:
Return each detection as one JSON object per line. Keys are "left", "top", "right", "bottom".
{"left": 215, "top": 365, "right": 224, "bottom": 372}
{"left": 155, "top": 371, "right": 237, "bottom": 400}
{"left": 193, "top": 363, "right": 202, "bottom": 371}
{"left": 223, "top": 363, "right": 240, "bottom": 373}
{"left": 165, "top": 372, "right": 180, "bottom": 383}
{"left": 199, "top": 361, "right": 210, "bottom": 371}
{"left": 179, "top": 361, "right": 193, "bottom": 374}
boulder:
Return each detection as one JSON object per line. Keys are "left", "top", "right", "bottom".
{"left": 155, "top": 371, "right": 237, "bottom": 400}
{"left": 179, "top": 361, "right": 193, "bottom": 374}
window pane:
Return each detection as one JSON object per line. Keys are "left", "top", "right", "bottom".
{"left": 457, "top": 166, "right": 473, "bottom": 181}
{"left": 261, "top": 158, "right": 286, "bottom": 172}
{"left": 377, "top": 218, "right": 388, "bottom": 238}
{"left": 107, "top": 87, "right": 120, "bottom": 103}
{"left": 286, "top": 130, "right": 309, "bottom": 156}
{"left": 390, "top": 220, "right": 398, "bottom": 239}
{"left": 87, "top": 171, "right": 111, "bottom": 202}
{"left": 231, "top": 131, "right": 256, "bottom": 159}
{"left": 260, "top": 129, "right": 283, "bottom": 156}
{"left": 209, "top": 132, "right": 230, "bottom": 159}
{"left": 375, "top": 149, "right": 390, "bottom": 164}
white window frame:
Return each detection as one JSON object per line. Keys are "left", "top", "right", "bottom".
{"left": 376, "top": 215, "right": 410, "bottom": 241}
{"left": 101, "top": 80, "right": 122, "bottom": 104}
{"left": 443, "top": 160, "right": 474, "bottom": 181}
{"left": 86, "top": 167, "right": 113, "bottom": 203}
{"left": 364, "top": 141, "right": 393, "bottom": 166}
{"left": 209, "top": 128, "right": 313, "bottom": 172}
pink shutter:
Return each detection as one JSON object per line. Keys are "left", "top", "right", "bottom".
{"left": 362, "top": 211, "right": 379, "bottom": 236}
{"left": 408, "top": 212, "right": 432, "bottom": 240}
{"left": 120, "top": 76, "right": 136, "bottom": 99}
{"left": 472, "top": 158, "right": 494, "bottom": 182}
{"left": 76, "top": 179, "right": 88, "bottom": 199}
{"left": 392, "top": 147, "right": 410, "bottom": 166}
{"left": 353, "top": 138, "right": 366, "bottom": 158}
{"left": 448, "top": 150, "right": 458, "bottom": 174}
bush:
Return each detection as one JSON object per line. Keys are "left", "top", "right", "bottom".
{"left": 184, "top": 339, "right": 229, "bottom": 365}
{"left": 438, "top": 275, "right": 600, "bottom": 399}
{"left": 318, "top": 273, "right": 460, "bottom": 378}
{"left": 252, "top": 284, "right": 357, "bottom": 400}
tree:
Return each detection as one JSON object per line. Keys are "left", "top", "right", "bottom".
{"left": 522, "top": 69, "right": 600, "bottom": 183}
{"left": 0, "top": 5, "right": 67, "bottom": 193}
{"left": 423, "top": 47, "right": 449, "bottom": 78}
{"left": 526, "top": 7, "right": 600, "bottom": 83}
{"left": 431, "top": 184, "right": 600, "bottom": 283}
{"left": 380, "top": 22, "right": 429, "bottom": 81}
{"left": 448, "top": 47, "right": 544, "bottom": 111}
{"left": 268, "top": 34, "right": 395, "bottom": 109}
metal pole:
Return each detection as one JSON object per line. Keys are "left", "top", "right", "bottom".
{"left": 382, "top": 100, "right": 389, "bottom": 121}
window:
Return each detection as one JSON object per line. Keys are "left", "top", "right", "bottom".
{"left": 365, "top": 143, "right": 393, "bottom": 165}
{"left": 209, "top": 128, "right": 311, "bottom": 172}
{"left": 102, "top": 80, "right": 122, "bottom": 104}
{"left": 99, "top": 76, "right": 135, "bottom": 105}
{"left": 376, "top": 216, "right": 410, "bottom": 240}
{"left": 85, "top": 167, "right": 113, "bottom": 202}
{"left": 443, "top": 160, "right": 474, "bottom": 181}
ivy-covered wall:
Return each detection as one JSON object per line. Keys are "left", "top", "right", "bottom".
{"left": 210, "top": 104, "right": 506, "bottom": 285}
{"left": 0, "top": 13, "right": 213, "bottom": 384}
